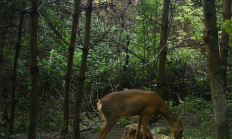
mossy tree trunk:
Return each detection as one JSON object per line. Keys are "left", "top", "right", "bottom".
{"left": 73, "top": 0, "right": 93, "bottom": 138}
{"left": 203, "top": 0, "right": 230, "bottom": 138}
{"left": 28, "top": 0, "right": 39, "bottom": 138}
{"left": 157, "top": 0, "right": 170, "bottom": 99}
{"left": 62, "top": 0, "right": 82, "bottom": 137}
{"left": 220, "top": 0, "right": 231, "bottom": 91}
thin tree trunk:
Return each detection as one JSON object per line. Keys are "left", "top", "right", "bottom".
{"left": 122, "top": 35, "right": 129, "bottom": 89}
{"left": 1, "top": 0, "right": 13, "bottom": 127}
{"left": 73, "top": 0, "right": 93, "bottom": 138}
{"left": 157, "top": 0, "right": 170, "bottom": 99}
{"left": 203, "top": 0, "right": 230, "bottom": 138}
{"left": 8, "top": 6, "right": 25, "bottom": 137}
{"left": 28, "top": 0, "right": 39, "bottom": 138}
{"left": 62, "top": 0, "right": 82, "bottom": 137}
{"left": 124, "top": 34, "right": 129, "bottom": 72}
{"left": 220, "top": 0, "right": 231, "bottom": 91}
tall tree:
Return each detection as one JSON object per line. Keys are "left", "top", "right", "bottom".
{"left": 62, "top": 0, "right": 82, "bottom": 137}
{"left": 8, "top": 3, "right": 25, "bottom": 136}
{"left": 157, "top": 0, "right": 170, "bottom": 99}
{"left": 0, "top": 0, "right": 17, "bottom": 126}
{"left": 73, "top": 0, "right": 93, "bottom": 138}
{"left": 203, "top": 0, "right": 230, "bottom": 138}
{"left": 28, "top": 0, "right": 39, "bottom": 138}
{"left": 220, "top": 0, "right": 231, "bottom": 90}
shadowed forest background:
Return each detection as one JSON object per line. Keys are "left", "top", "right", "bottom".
{"left": 0, "top": 0, "right": 232, "bottom": 138}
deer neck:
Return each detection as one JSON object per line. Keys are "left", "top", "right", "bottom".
{"left": 160, "top": 104, "right": 177, "bottom": 128}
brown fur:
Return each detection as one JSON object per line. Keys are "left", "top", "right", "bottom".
{"left": 97, "top": 90, "right": 183, "bottom": 139}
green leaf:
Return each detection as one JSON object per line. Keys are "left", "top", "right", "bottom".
{"left": 223, "top": 20, "right": 232, "bottom": 34}
{"left": 217, "top": 18, "right": 223, "bottom": 23}
{"left": 225, "top": 27, "right": 232, "bottom": 34}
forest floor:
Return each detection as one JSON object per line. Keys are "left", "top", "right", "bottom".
{"left": 12, "top": 110, "right": 229, "bottom": 139}
{"left": 81, "top": 111, "right": 198, "bottom": 139}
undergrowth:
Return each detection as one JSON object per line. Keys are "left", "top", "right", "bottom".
{"left": 1, "top": 95, "right": 231, "bottom": 139}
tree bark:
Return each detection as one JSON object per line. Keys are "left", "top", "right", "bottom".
{"left": 203, "top": 0, "right": 230, "bottom": 138}
{"left": 157, "top": 0, "right": 170, "bottom": 99}
{"left": 62, "top": 0, "right": 82, "bottom": 137}
{"left": 220, "top": 0, "right": 231, "bottom": 91}
{"left": 28, "top": 0, "right": 39, "bottom": 138}
{"left": 73, "top": 0, "right": 93, "bottom": 138}
{"left": 8, "top": 5, "right": 25, "bottom": 137}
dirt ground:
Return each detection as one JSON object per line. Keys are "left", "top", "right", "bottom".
{"left": 14, "top": 116, "right": 170, "bottom": 139}
{"left": 83, "top": 128, "right": 125, "bottom": 139}
{"left": 76, "top": 115, "right": 173, "bottom": 139}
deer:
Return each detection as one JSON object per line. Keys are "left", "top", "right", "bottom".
{"left": 97, "top": 89, "right": 183, "bottom": 139}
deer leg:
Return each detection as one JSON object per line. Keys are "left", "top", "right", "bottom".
{"left": 99, "top": 117, "right": 120, "bottom": 139}
{"left": 142, "top": 115, "right": 149, "bottom": 139}
{"left": 135, "top": 116, "right": 142, "bottom": 139}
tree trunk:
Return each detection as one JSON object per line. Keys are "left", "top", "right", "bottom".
{"left": 9, "top": 5, "right": 25, "bottom": 137}
{"left": 62, "top": 0, "right": 82, "bottom": 137}
{"left": 157, "top": 0, "right": 170, "bottom": 99}
{"left": 123, "top": 34, "right": 129, "bottom": 72}
{"left": 203, "top": 0, "right": 230, "bottom": 138}
{"left": 220, "top": 0, "right": 231, "bottom": 91}
{"left": 28, "top": 0, "right": 39, "bottom": 138}
{"left": 73, "top": 0, "right": 93, "bottom": 138}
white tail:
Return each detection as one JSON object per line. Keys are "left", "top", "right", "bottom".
{"left": 97, "top": 89, "right": 183, "bottom": 139}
